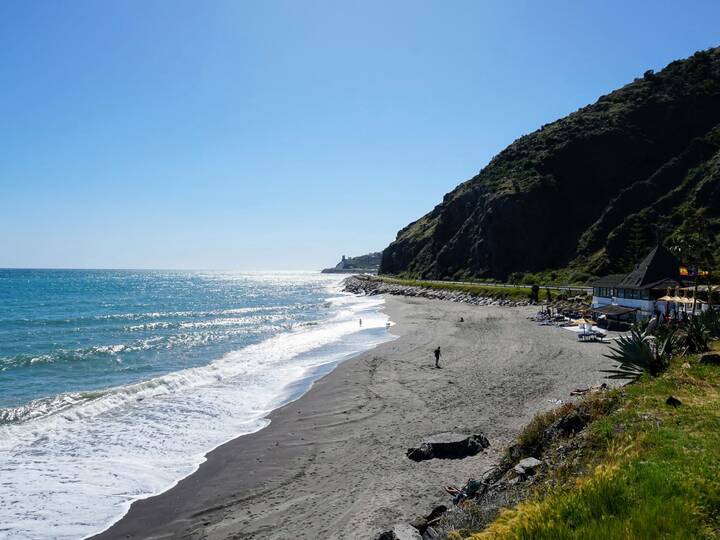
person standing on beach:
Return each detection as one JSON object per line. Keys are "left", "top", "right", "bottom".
{"left": 434, "top": 346, "right": 441, "bottom": 368}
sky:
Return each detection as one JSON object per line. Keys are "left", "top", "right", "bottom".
{"left": 1, "top": 0, "right": 719, "bottom": 270}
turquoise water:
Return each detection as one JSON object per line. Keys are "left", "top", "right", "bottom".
{"left": 0, "top": 270, "right": 391, "bottom": 539}
{"left": 0, "top": 269, "right": 341, "bottom": 412}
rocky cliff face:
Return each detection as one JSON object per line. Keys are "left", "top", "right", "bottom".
{"left": 381, "top": 48, "right": 720, "bottom": 281}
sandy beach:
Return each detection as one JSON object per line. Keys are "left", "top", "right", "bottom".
{"left": 92, "top": 295, "right": 617, "bottom": 540}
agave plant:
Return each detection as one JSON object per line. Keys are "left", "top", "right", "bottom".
{"left": 602, "top": 327, "right": 676, "bottom": 380}
{"left": 678, "top": 316, "right": 711, "bottom": 354}
{"left": 634, "top": 318, "right": 650, "bottom": 336}
{"left": 653, "top": 323, "right": 678, "bottom": 346}
{"left": 696, "top": 309, "right": 720, "bottom": 340}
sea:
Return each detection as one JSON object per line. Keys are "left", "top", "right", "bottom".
{"left": 0, "top": 269, "right": 392, "bottom": 540}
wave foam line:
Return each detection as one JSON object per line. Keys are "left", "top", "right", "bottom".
{"left": 0, "top": 292, "right": 392, "bottom": 540}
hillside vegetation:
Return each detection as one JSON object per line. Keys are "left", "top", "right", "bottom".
{"left": 345, "top": 252, "right": 382, "bottom": 268}
{"left": 373, "top": 276, "right": 547, "bottom": 301}
{"left": 381, "top": 47, "right": 720, "bottom": 282}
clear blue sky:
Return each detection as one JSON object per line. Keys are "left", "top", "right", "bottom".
{"left": 1, "top": 0, "right": 718, "bottom": 269}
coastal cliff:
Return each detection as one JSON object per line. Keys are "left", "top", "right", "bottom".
{"left": 381, "top": 47, "right": 720, "bottom": 282}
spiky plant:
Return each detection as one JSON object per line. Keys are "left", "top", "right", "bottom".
{"left": 679, "top": 316, "right": 711, "bottom": 353}
{"left": 602, "top": 327, "right": 676, "bottom": 380}
{"left": 696, "top": 309, "right": 720, "bottom": 340}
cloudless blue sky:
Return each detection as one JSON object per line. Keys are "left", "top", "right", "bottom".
{"left": 1, "top": 0, "right": 718, "bottom": 269}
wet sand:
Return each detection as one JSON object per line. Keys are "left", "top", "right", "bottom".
{"left": 92, "top": 296, "right": 616, "bottom": 539}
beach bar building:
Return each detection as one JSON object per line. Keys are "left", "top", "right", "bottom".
{"left": 590, "top": 245, "right": 686, "bottom": 324}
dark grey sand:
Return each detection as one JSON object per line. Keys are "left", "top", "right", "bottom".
{"left": 92, "top": 296, "right": 617, "bottom": 540}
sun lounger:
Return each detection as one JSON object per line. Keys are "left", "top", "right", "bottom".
{"left": 577, "top": 330, "right": 607, "bottom": 342}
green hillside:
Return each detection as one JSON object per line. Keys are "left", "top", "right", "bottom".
{"left": 381, "top": 47, "right": 720, "bottom": 283}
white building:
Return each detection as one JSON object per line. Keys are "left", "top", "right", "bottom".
{"left": 590, "top": 245, "right": 686, "bottom": 325}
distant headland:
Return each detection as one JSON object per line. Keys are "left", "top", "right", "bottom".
{"left": 321, "top": 252, "right": 381, "bottom": 274}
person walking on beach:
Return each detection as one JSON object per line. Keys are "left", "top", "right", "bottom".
{"left": 434, "top": 346, "right": 441, "bottom": 368}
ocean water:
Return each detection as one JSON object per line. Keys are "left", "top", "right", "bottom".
{"left": 0, "top": 270, "right": 392, "bottom": 540}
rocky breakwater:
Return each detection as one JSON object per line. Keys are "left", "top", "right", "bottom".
{"left": 342, "top": 275, "right": 530, "bottom": 307}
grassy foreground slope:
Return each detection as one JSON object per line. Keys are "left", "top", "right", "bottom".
{"left": 453, "top": 356, "right": 720, "bottom": 539}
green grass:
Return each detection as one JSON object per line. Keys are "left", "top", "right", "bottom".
{"left": 373, "top": 276, "right": 568, "bottom": 302}
{"left": 451, "top": 356, "right": 720, "bottom": 539}
{"left": 507, "top": 269, "right": 594, "bottom": 287}
{"left": 514, "top": 402, "right": 576, "bottom": 455}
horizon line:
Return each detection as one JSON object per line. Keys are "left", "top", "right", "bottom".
{"left": 0, "top": 267, "right": 328, "bottom": 272}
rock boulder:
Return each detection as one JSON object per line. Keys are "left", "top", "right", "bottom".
{"left": 407, "top": 433, "right": 490, "bottom": 462}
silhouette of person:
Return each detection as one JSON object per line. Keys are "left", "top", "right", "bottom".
{"left": 434, "top": 346, "right": 441, "bottom": 368}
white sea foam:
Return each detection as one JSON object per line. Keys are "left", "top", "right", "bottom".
{"left": 0, "top": 290, "right": 393, "bottom": 540}
{"left": 1, "top": 317, "right": 286, "bottom": 369}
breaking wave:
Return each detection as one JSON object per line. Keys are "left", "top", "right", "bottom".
{"left": 0, "top": 279, "right": 394, "bottom": 540}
